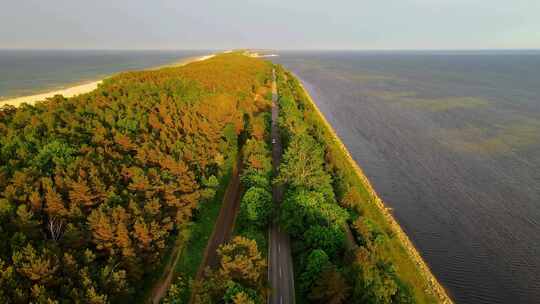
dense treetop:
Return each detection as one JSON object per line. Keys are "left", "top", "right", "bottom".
{"left": 274, "top": 65, "right": 439, "bottom": 304}
{"left": 0, "top": 53, "right": 272, "bottom": 303}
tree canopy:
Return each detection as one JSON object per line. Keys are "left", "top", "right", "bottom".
{"left": 0, "top": 53, "right": 272, "bottom": 303}
{"left": 274, "top": 65, "right": 416, "bottom": 304}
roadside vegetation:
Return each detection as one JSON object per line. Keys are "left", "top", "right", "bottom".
{"left": 156, "top": 163, "right": 233, "bottom": 303}
{"left": 0, "top": 51, "right": 448, "bottom": 304}
{"left": 0, "top": 53, "right": 272, "bottom": 303}
{"left": 163, "top": 59, "right": 273, "bottom": 304}
{"left": 274, "top": 65, "right": 442, "bottom": 304}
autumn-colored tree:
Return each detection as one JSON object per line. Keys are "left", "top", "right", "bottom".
{"left": 232, "top": 292, "right": 257, "bottom": 304}
{"left": 217, "top": 236, "right": 267, "bottom": 286}
{"left": 68, "top": 177, "right": 96, "bottom": 208}
{"left": 192, "top": 236, "right": 268, "bottom": 303}
{"left": 250, "top": 115, "right": 267, "bottom": 141}
{"left": 341, "top": 186, "right": 364, "bottom": 210}
{"left": 0, "top": 53, "right": 273, "bottom": 302}
{"left": 245, "top": 145, "right": 271, "bottom": 173}
{"left": 309, "top": 268, "right": 351, "bottom": 304}
{"left": 88, "top": 207, "right": 115, "bottom": 253}
{"left": 43, "top": 180, "right": 68, "bottom": 217}
{"left": 352, "top": 247, "right": 400, "bottom": 304}
{"left": 12, "top": 244, "right": 58, "bottom": 284}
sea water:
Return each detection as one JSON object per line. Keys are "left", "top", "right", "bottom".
{"left": 273, "top": 50, "right": 540, "bottom": 304}
{"left": 0, "top": 49, "right": 209, "bottom": 99}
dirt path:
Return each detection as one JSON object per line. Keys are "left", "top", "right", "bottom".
{"left": 196, "top": 155, "right": 243, "bottom": 273}
{"left": 185, "top": 155, "right": 244, "bottom": 303}
{"left": 343, "top": 223, "right": 358, "bottom": 251}
{"left": 148, "top": 155, "right": 243, "bottom": 304}
{"left": 149, "top": 237, "right": 186, "bottom": 304}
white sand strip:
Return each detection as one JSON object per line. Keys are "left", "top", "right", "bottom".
{"left": 0, "top": 81, "right": 102, "bottom": 107}
{"left": 0, "top": 54, "right": 216, "bottom": 108}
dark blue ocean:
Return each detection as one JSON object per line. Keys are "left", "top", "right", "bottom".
{"left": 0, "top": 49, "right": 209, "bottom": 99}
{"left": 272, "top": 50, "right": 540, "bottom": 304}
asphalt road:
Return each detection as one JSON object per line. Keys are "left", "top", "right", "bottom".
{"left": 268, "top": 68, "right": 295, "bottom": 304}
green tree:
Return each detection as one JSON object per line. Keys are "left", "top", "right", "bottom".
{"left": 352, "top": 247, "right": 400, "bottom": 304}
{"left": 223, "top": 282, "right": 261, "bottom": 304}
{"left": 280, "top": 190, "right": 348, "bottom": 238}
{"left": 32, "top": 140, "right": 75, "bottom": 173}
{"left": 279, "top": 190, "right": 325, "bottom": 237}
{"left": 303, "top": 225, "right": 346, "bottom": 258}
{"left": 201, "top": 175, "right": 220, "bottom": 200}
{"left": 240, "top": 169, "right": 271, "bottom": 190}
{"left": 276, "top": 134, "right": 334, "bottom": 201}
{"left": 309, "top": 267, "right": 351, "bottom": 304}
{"left": 238, "top": 187, "right": 272, "bottom": 229}
{"left": 299, "top": 249, "right": 330, "bottom": 293}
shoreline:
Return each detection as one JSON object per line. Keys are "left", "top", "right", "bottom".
{"left": 0, "top": 54, "right": 216, "bottom": 108}
{"left": 294, "top": 75, "right": 453, "bottom": 304}
{"left": 147, "top": 54, "right": 216, "bottom": 70}
{"left": 0, "top": 80, "right": 104, "bottom": 107}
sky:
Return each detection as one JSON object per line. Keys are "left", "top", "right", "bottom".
{"left": 1, "top": 0, "right": 539, "bottom": 50}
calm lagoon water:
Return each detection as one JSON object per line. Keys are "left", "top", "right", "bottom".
{"left": 0, "top": 49, "right": 209, "bottom": 99}
{"left": 272, "top": 51, "right": 540, "bottom": 304}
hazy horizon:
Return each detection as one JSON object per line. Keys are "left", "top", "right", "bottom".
{"left": 1, "top": 48, "right": 540, "bottom": 51}
{"left": 2, "top": 0, "right": 539, "bottom": 50}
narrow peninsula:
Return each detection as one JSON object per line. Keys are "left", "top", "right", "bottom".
{"left": 0, "top": 52, "right": 451, "bottom": 304}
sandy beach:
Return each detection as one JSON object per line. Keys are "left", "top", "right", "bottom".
{"left": 149, "top": 54, "right": 216, "bottom": 70}
{"left": 0, "top": 54, "right": 215, "bottom": 108}
{"left": 0, "top": 81, "right": 102, "bottom": 107}
{"left": 178, "top": 54, "right": 215, "bottom": 64}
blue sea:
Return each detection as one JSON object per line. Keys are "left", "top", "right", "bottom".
{"left": 0, "top": 49, "right": 209, "bottom": 99}
{"left": 272, "top": 50, "right": 540, "bottom": 304}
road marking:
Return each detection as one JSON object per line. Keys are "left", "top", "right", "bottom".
{"left": 279, "top": 267, "right": 282, "bottom": 278}
{"left": 278, "top": 243, "right": 281, "bottom": 253}
{"left": 280, "top": 296, "right": 283, "bottom": 304}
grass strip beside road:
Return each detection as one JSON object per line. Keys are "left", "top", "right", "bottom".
{"left": 174, "top": 170, "right": 234, "bottom": 301}
{"left": 150, "top": 154, "right": 235, "bottom": 303}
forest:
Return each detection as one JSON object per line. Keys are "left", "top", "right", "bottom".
{"left": 164, "top": 76, "right": 273, "bottom": 303}
{"left": 186, "top": 125, "right": 273, "bottom": 303}
{"left": 0, "top": 51, "right": 445, "bottom": 304}
{"left": 0, "top": 53, "right": 272, "bottom": 303}
{"left": 273, "top": 65, "right": 442, "bottom": 304}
